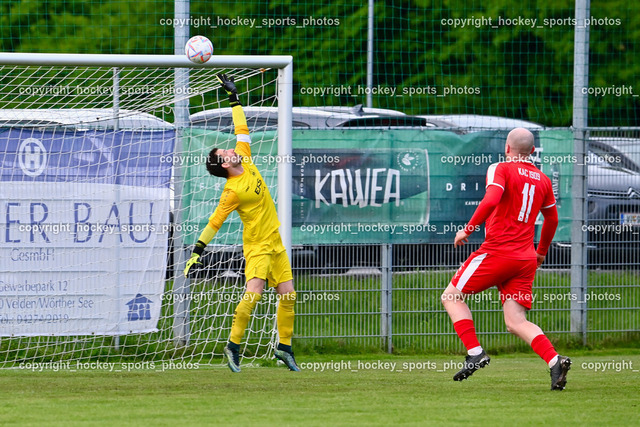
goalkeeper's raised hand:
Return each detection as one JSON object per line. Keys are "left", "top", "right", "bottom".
{"left": 216, "top": 73, "right": 240, "bottom": 107}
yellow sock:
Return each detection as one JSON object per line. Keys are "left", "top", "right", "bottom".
{"left": 277, "top": 291, "right": 296, "bottom": 346}
{"left": 229, "top": 291, "right": 261, "bottom": 345}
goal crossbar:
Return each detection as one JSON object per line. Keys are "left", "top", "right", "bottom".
{"left": 0, "top": 52, "right": 292, "bottom": 69}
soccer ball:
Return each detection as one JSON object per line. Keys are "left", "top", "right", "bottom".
{"left": 185, "top": 36, "right": 214, "bottom": 64}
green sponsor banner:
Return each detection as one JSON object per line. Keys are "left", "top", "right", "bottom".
{"left": 536, "top": 129, "right": 574, "bottom": 242}
{"left": 292, "top": 147, "right": 430, "bottom": 237}
{"left": 294, "top": 129, "right": 499, "bottom": 243}
{"left": 181, "top": 128, "right": 573, "bottom": 245}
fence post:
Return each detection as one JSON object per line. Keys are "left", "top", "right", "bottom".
{"left": 381, "top": 244, "right": 393, "bottom": 353}
{"left": 571, "top": 0, "right": 590, "bottom": 344}
{"left": 113, "top": 67, "right": 121, "bottom": 351}
{"left": 366, "top": 0, "right": 375, "bottom": 108}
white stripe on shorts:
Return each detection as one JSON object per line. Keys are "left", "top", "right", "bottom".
{"left": 455, "top": 252, "right": 488, "bottom": 292}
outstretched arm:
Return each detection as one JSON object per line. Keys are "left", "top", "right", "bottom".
{"left": 184, "top": 189, "right": 240, "bottom": 277}
{"left": 216, "top": 73, "right": 251, "bottom": 157}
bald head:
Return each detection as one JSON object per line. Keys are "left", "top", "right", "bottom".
{"left": 506, "top": 128, "right": 535, "bottom": 158}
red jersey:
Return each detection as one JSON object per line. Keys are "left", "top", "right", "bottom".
{"left": 479, "top": 160, "right": 555, "bottom": 259}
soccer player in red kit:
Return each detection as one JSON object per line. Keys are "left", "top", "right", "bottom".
{"left": 441, "top": 128, "right": 571, "bottom": 390}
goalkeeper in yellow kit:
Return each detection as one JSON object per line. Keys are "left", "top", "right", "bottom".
{"left": 183, "top": 74, "right": 299, "bottom": 372}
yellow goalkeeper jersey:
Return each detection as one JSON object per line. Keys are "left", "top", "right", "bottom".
{"left": 207, "top": 110, "right": 281, "bottom": 249}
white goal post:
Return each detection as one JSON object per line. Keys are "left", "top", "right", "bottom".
{"left": 0, "top": 52, "right": 293, "bottom": 366}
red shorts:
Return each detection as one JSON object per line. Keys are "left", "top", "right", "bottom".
{"left": 450, "top": 251, "right": 537, "bottom": 309}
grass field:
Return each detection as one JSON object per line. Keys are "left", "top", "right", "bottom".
{"left": 1, "top": 350, "right": 639, "bottom": 426}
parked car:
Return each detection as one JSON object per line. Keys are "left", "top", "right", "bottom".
{"left": 190, "top": 104, "right": 449, "bottom": 131}
{"left": 0, "top": 108, "right": 175, "bottom": 130}
{"left": 591, "top": 137, "right": 640, "bottom": 169}
{"left": 417, "top": 114, "right": 544, "bottom": 131}
{"left": 585, "top": 138, "right": 639, "bottom": 267}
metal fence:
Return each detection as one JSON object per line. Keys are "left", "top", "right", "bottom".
{"left": 289, "top": 130, "right": 640, "bottom": 353}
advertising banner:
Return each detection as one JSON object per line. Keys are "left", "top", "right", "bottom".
{"left": 0, "top": 128, "right": 174, "bottom": 336}
{"left": 183, "top": 128, "right": 572, "bottom": 245}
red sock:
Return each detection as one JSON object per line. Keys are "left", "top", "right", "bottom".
{"left": 531, "top": 334, "right": 558, "bottom": 364}
{"left": 453, "top": 319, "right": 481, "bottom": 351}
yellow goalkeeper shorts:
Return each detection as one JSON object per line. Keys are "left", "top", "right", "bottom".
{"left": 244, "top": 232, "right": 293, "bottom": 287}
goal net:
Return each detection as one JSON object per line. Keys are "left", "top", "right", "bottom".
{"left": 0, "top": 53, "right": 293, "bottom": 370}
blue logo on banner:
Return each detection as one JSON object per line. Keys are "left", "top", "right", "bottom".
{"left": 126, "top": 294, "right": 153, "bottom": 321}
{"left": 18, "top": 138, "right": 48, "bottom": 177}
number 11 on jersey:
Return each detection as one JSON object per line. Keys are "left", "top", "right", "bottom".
{"left": 518, "top": 183, "right": 536, "bottom": 222}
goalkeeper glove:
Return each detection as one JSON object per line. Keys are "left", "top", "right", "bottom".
{"left": 216, "top": 73, "right": 241, "bottom": 107}
{"left": 183, "top": 240, "right": 206, "bottom": 277}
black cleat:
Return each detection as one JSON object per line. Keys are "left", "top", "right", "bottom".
{"left": 224, "top": 344, "right": 241, "bottom": 373}
{"left": 453, "top": 351, "right": 491, "bottom": 381}
{"left": 550, "top": 355, "right": 571, "bottom": 390}
{"left": 274, "top": 349, "right": 300, "bottom": 371}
